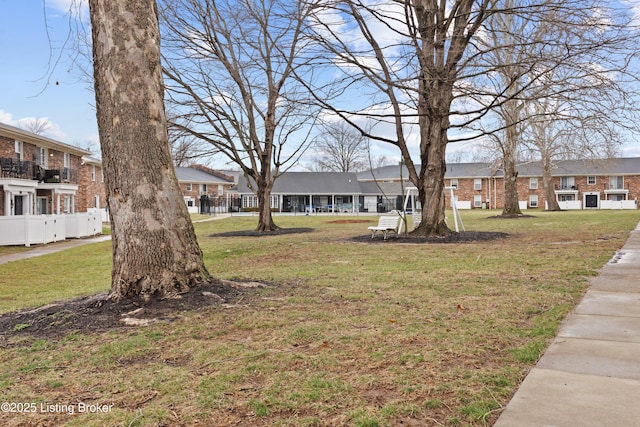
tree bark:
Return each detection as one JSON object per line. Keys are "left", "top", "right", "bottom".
{"left": 542, "top": 155, "right": 561, "bottom": 211}
{"left": 89, "top": 0, "right": 208, "bottom": 301}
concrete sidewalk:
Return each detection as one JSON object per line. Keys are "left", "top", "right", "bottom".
{"left": 495, "top": 221, "right": 640, "bottom": 426}
{"left": 0, "top": 235, "right": 112, "bottom": 266}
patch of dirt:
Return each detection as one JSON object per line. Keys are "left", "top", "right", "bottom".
{"left": 351, "top": 230, "right": 509, "bottom": 244}
{"left": 487, "top": 214, "right": 536, "bottom": 219}
{"left": 209, "top": 227, "right": 314, "bottom": 238}
{"left": 0, "top": 279, "right": 266, "bottom": 345}
{"left": 328, "top": 219, "right": 373, "bottom": 224}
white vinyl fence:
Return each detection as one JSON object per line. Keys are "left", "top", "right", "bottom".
{"left": 600, "top": 200, "right": 638, "bottom": 210}
{"left": 0, "top": 212, "right": 102, "bottom": 247}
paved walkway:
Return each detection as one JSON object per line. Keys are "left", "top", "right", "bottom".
{"left": 495, "top": 221, "right": 640, "bottom": 426}
{"left": 0, "top": 235, "right": 112, "bottom": 265}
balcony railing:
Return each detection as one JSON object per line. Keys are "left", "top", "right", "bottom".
{"left": 0, "top": 158, "right": 78, "bottom": 184}
{"left": 555, "top": 184, "right": 579, "bottom": 191}
{"left": 0, "top": 158, "right": 33, "bottom": 179}
{"left": 41, "top": 167, "right": 79, "bottom": 184}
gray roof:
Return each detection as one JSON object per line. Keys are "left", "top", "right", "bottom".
{"left": 360, "top": 158, "right": 640, "bottom": 181}
{"left": 0, "top": 121, "right": 91, "bottom": 156}
{"left": 175, "top": 167, "right": 234, "bottom": 184}
{"left": 237, "top": 172, "right": 362, "bottom": 195}
{"left": 357, "top": 162, "right": 500, "bottom": 181}
{"left": 234, "top": 157, "right": 640, "bottom": 196}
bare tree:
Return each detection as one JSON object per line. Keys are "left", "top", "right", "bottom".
{"left": 307, "top": 0, "right": 501, "bottom": 236}
{"left": 311, "top": 120, "right": 369, "bottom": 172}
{"left": 17, "top": 117, "right": 55, "bottom": 135}
{"left": 160, "top": 0, "right": 320, "bottom": 231}
{"left": 89, "top": 0, "right": 208, "bottom": 301}
{"left": 472, "top": 0, "right": 640, "bottom": 215}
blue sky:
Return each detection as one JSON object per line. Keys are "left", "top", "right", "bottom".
{"left": 0, "top": 0, "right": 98, "bottom": 153}
{"left": 1, "top": 1, "right": 639, "bottom": 162}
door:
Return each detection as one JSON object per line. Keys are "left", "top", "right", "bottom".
{"left": 14, "top": 195, "right": 24, "bottom": 215}
{"left": 585, "top": 194, "right": 599, "bottom": 209}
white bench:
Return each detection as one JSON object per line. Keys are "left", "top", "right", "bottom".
{"left": 368, "top": 216, "right": 400, "bottom": 240}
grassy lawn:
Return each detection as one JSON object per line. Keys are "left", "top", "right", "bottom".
{"left": 0, "top": 210, "right": 638, "bottom": 426}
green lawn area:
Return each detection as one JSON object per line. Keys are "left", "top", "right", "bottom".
{"left": 0, "top": 209, "right": 638, "bottom": 426}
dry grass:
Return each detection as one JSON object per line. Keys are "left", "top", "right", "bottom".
{"left": 0, "top": 209, "right": 638, "bottom": 426}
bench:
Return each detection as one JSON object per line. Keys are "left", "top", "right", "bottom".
{"left": 368, "top": 216, "right": 400, "bottom": 240}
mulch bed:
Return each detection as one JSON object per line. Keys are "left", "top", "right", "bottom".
{"left": 209, "top": 227, "right": 314, "bottom": 238}
{"left": 0, "top": 279, "right": 261, "bottom": 345}
{"left": 351, "top": 230, "right": 509, "bottom": 244}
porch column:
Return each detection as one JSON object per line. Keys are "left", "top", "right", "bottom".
{"left": 4, "top": 190, "right": 11, "bottom": 216}
{"left": 71, "top": 195, "right": 76, "bottom": 214}
{"left": 56, "top": 192, "right": 61, "bottom": 215}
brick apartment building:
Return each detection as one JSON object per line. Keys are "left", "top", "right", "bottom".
{"left": 0, "top": 122, "right": 95, "bottom": 216}
{"left": 358, "top": 158, "right": 640, "bottom": 211}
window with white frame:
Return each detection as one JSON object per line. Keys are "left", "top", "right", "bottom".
{"left": 474, "top": 178, "right": 482, "bottom": 190}
{"left": 244, "top": 195, "right": 258, "bottom": 208}
{"left": 63, "top": 196, "right": 72, "bottom": 214}
{"left": 450, "top": 178, "right": 458, "bottom": 189}
{"left": 36, "top": 147, "right": 48, "bottom": 167}
{"left": 15, "top": 140, "right": 23, "bottom": 161}
{"left": 474, "top": 194, "right": 482, "bottom": 208}
{"left": 587, "top": 176, "right": 596, "bottom": 185}
{"left": 185, "top": 183, "right": 192, "bottom": 191}
{"left": 91, "top": 165, "right": 96, "bottom": 181}
{"left": 609, "top": 176, "right": 624, "bottom": 190}
{"left": 529, "top": 194, "right": 538, "bottom": 208}
{"left": 529, "top": 177, "right": 538, "bottom": 189}
{"left": 560, "top": 176, "right": 575, "bottom": 189}
{"left": 200, "top": 184, "right": 207, "bottom": 194}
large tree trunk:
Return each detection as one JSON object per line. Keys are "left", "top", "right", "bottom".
{"left": 412, "top": 78, "right": 451, "bottom": 236}
{"left": 502, "top": 154, "right": 522, "bottom": 216}
{"left": 501, "top": 109, "right": 523, "bottom": 216}
{"left": 542, "top": 156, "right": 561, "bottom": 211}
{"left": 256, "top": 178, "right": 278, "bottom": 232}
{"left": 89, "top": 0, "right": 208, "bottom": 301}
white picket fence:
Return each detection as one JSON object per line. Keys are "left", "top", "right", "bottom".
{"left": 0, "top": 212, "right": 102, "bottom": 247}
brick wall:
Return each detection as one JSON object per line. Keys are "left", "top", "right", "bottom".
{"left": 77, "top": 162, "right": 107, "bottom": 211}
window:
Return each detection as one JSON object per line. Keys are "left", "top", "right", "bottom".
{"left": 529, "top": 178, "right": 538, "bottom": 190}
{"left": 474, "top": 195, "right": 482, "bottom": 208}
{"left": 587, "top": 176, "right": 596, "bottom": 185}
{"left": 609, "top": 194, "right": 625, "bottom": 201}
{"left": 36, "top": 147, "right": 48, "bottom": 167}
{"left": 185, "top": 183, "right": 192, "bottom": 191}
{"left": 560, "top": 176, "right": 575, "bottom": 189}
{"left": 529, "top": 194, "right": 538, "bottom": 208}
{"left": 100, "top": 168, "right": 104, "bottom": 183}
{"left": 94, "top": 195, "right": 101, "bottom": 209}
{"left": 560, "top": 194, "right": 575, "bottom": 202}
{"left": 244, "top": 195, "right": 258, "bottom": 208}
{"left": 91, "top": 165, "right": 96, "bottom": 181}
{"left": 200, "top": 184, "right": 207, "bottom": 194}
{"left": 610, "top": 176, "right": 624, "bottom": 190}
{"left": 474, "top": 178, "right": 482, "bottom": 190}
{"left": 36, "top": 197, "right": 48, "bottom": 215}
{"left": 63, "top": 153, "right": 72, "bottom": 181}
{"left": 218, "top": 185, "right": 224, "bottom": 195}
{"left": 15, "top": 140, "right": 23, "bottom": 161}
{"left": 63, "top": 196, "right": 72, "bottom": 214}
{"left": 450, "top": 178, "right": 458, "bottom": 189}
